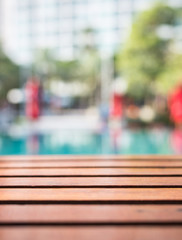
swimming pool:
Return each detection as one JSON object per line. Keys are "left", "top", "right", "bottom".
{"left": 0, "top": 127, "right": 179, "bottom": 155}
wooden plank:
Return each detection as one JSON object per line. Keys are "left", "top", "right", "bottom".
{"left": 0, "top": 227, "right": 181, "bottom": 240}
{"left": 0, "top": 155, "right": 182, "bottom": 162}
{"left": 1, "top": 160, "right": 182, "bottom": 167}
{"left": 0, "top": 168, "right": 182, "bottom": 176}
{"left": 0, "top": 205, "right": 182, "bottom": 222}
{"left": 0, "top": 188, "right": 182, "bottom": 201}
{"left": 0, "top": 177, "right": 181, "bottom": 187}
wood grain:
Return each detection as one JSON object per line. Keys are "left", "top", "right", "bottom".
{"left": 1, "top": 160, "right": 182, "bottom": 168}
{"left": 0, "top": 227, "right": 182, "bottom": 240}
{"left": 0, "top": 205, "right": 182, "bottom": 222}
{"left": 0, "top": 177, "right": 181, "bottom": 187}
{"left": 0, "top": 155, "right": 181, "bottom": 161}
{"left": 0, "top": 168, "right": 182, "bottom": 176}
{"left": 0, "top": 188, "right": 182, "bottom": 201}
{"left": 0, "top": 155, "right": 182, "bottom": 240}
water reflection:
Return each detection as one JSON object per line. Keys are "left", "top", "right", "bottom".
{"left": 0, "top": 128, "right": 176, "bottom": 155}
{"left": 109, "top": 122, "right": 122, "bottom": 154}
{"left": 26, "top": 134, "right": 40, "bottom": 155}
{"left": 170, "top": 128, "right": 182, "bottom": 154}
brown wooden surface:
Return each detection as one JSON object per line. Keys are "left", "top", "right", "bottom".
{"left": 0, "top": 176, "right": 182, "bottom": 186}
{"left": 0, "top": 205, "right": 182, "bottom": 222}
{"left": 0, "top": 188, "right": 182, "bottom": 201}
{"left": 0, "top": 188, "right": 182, "bottom": 202}
{"left": 0, "top": 155, "right": 182, "bottom": 240}
{"left": 0, "top": 227, "right": 182, "bottom": 240}
{"left": 0, "top": 155, "right": 182, "bottom": 161}
{"left": 1, "top": 167, "right": 182, "bottom": 176}
{"left": 1, "top": 160, "right": 182, "bottom": 167}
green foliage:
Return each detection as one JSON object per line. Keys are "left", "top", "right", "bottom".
{"left": 33, "top": 49, "right": 81, "bottom": 82}
{"left": 79, "top": 47, "right": 100, "bottom": 85}
{"left": 117, "top": 3, "right": 179, "bottom": 100}
{"left": 0, "top": 47, "right": 19, "bottom": 100}
{"left": 33, "top": 49, "right": 56, "bottom": 78}
{"left": 156, "top": 54, "right": 182, "bottom": 94}
{"left": 78, "top": 44, "right": 101, "bottom": 106}
{"left": 32, "top": 26, "right": 101, "bottom": 104}
{"left": 55, "top": 60, "right": 81, "bottom": 81}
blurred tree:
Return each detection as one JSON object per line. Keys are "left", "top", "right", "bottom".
{"left": 0, "top": 46, "right": 19, "bottom": 101}
{"left": 55, "top": 60, "right": 81, "bottom": 82}
{"left": 33, "top": 48, "right": 56, "bottom": 80}
{"left": 78, "top": 28, "right": 100, "bottom": 105}
{"left": 156, "top": 54, "right": 182, "bottom": 94}
{"left": 33, "top": 28, "right": 101, "bottom": 106}
{"left": 33, "top": 48, "right": 81, "bottom": 82}
{"left": 117, "top": 3, "right": 179, "bottom": 101}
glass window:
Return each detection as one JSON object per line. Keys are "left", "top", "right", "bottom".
{"left": 60, "top": 47, "right": 73, "bottom": 60}
{"left": 60, "top": 4, "right": 73, "bottom": 18}
{"left": 59, "top": 34, "right": 73, "bottom": 47}
{"left": 74, "top": 19, "right": 88, "bottom": 31}
{"left": 60, "top": 19, "right": 73, "bottom": 32}
{"left": 118, "top": 13, "right": 132, "bottom": 28}
{"left": 133, "top": 0, "right": 153, "bottom": 11}
{"left": 97, "top": 31, "right": 118, "bottom": 45}
{"left": 119, "top": 0, "right": 133, "bottom": 12}
{"left": 74, "top": 3, "right": 87, "bottom": 17}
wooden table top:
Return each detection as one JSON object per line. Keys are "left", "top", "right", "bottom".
{"left": 0, "top": 155, "right": 182, "bottom": 240}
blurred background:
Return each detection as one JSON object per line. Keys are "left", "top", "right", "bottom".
{"left": 0, "top": 0, "right": 182, "bottom": 155}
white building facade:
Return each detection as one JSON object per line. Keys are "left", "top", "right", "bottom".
{"left": 0, "top": 0, "right": 181, "bottom": 65}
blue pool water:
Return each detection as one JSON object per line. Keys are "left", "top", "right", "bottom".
{"left": 0, "top": 127, "right": 180, "bottom": 155}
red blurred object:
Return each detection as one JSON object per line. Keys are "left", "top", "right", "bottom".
{"left": 110, "top": 93, "right": 123, "bottom": 119}
{"left": 168, "top": 84, "right": 182, "bottom": 124}
{"left": 170, "top": 129, "right": 182, "bottom": 154}
{"left": 25, "top": 77, "right": 41, "bottom": 120}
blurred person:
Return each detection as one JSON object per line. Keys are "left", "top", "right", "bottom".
{"left": 25, "top": 76, "right": 42, "bottom": 121}
{"left": 168, "top": 83, "right": 182, "bottom": 126}
{"left": 100, "top": 103, "right": 109, "bottom": 130}
{"left": 110, "top": 92, "right": 123, "bottom": 122}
